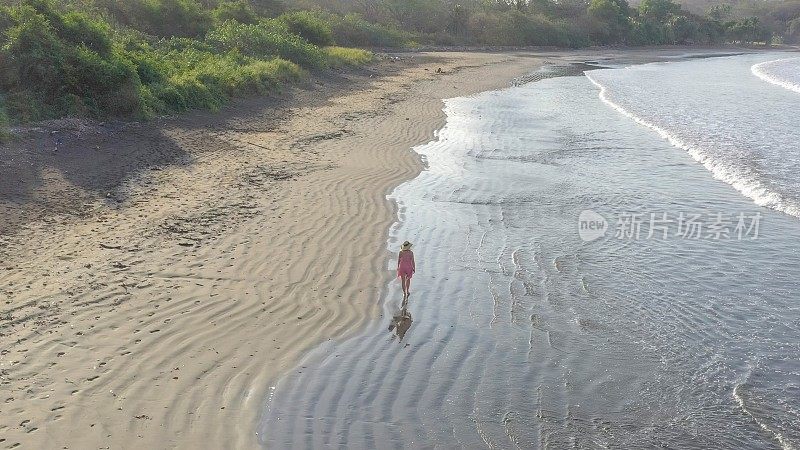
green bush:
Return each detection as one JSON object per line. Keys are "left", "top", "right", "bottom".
{"left": 68, "top": 45, "right": 142, "bottom": 116}
{"left": 0, "top": 2, "right": 142, "bottom": 120}
{"left": 249, "top": 0, "right": 285, "bottom": 17}
{"left": 92, "top": 0, "right": 213, "bottom": 37}
{"left": 629, "top": 19, "right": 669, "bottom": 44}
{"left": 205, "top": 19, "right": 327, "bottom": 68}
{"left": 151, "top": 55, "right": 302, "bottom": 113}
{"left": 125, "top": 48, "right": 165, "bottom": 85}
{"left": 213, "top": 0, "right": 258, "bottom": 25}
{"left": 724, "top": 17, "right": 772, "bottom": 43}
{"left": 3, "top": 4, "right": 64, "bottom": 94}
{"left": 324, "top": 13, "right": 410, "bottom": 47}
{"left": 587, "top": 0, "right": 631, "bottom": 44}
{"left": 0, "top": 6, "right": 13, "bottom": 33}
{"left": 18, "top": 0, "right": 113, "bottom": 53}
{"left": 58, "top": 11, "right": 113, "bottom": 54}
{"left": 0, "top": 0, "right": 374, "bottom": 124}
{"left": 278, "top": 11, "right": 333, "bottom": 46}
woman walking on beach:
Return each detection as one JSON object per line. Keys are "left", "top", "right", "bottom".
{"left": 397, "top": 241, "right": 416, "bottom": 297}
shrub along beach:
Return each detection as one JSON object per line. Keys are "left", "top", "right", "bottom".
{"left": 0, "top": 0, "right": 373, "bottom": 126}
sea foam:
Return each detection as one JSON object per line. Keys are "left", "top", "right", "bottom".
{"left": 752, "top": 57, "right": 800, "bottom": 95}
{"left": 585, "top": 67, "right": 800, "bottom": 219}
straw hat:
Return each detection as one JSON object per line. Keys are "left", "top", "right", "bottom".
{"left": 401, "top": 241, "right": 412, "bottom": 250}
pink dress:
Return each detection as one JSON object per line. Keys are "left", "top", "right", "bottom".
{"left": 397, "top": 250, "right": 415, "bottom": 278}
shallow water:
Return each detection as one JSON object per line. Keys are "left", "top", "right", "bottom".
{"left": 260, "top": 54, "right": 800, "bottom": 449}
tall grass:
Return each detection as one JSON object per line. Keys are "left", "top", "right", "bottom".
{"left": 125, "top": 41, "right": 304, "bottom": 115}
{"left": 323, "top": 46, "right": 373, "bottom": 67}
{"left": 205, "top": 19, "right": 328, "bottom": 69}
{"left": 0, "top": 0, "right": 373, "bottom": 128}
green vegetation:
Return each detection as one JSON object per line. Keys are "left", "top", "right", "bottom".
{"left": 1, "top": 0, "right": 798, "bottom": 132}
{"left": 0, "top": 0, "right": 370, "bottom": 127}
{"left": 212, "top": 1, "right": 259, "bottom": 25}
{"left": 324, "top": 46, "right": 374, "bottom": 67}
{"left": 123, "top": 38, "right": 303, "bottom": 115}
{"left": 278, "top": 10, "right": 334, "bottom": 46}
{"left": 1, "top": 1, "right": 143, "bottom": 122}
{"left": 205, "top": 19, "right": 327, "bottom": 68}
{"left": 91, "top": 0, "right": 214, "bottom": 38}
{"left": 321, "top": 12, "right": 413, "bottom": 48}
{"left": 299, "top": 0, "right": 797, "bottom": 46}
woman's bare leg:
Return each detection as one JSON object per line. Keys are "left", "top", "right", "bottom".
{"left": 401, "top": 275, "right": 408, "bottom": 296}
{"left": 404, "top": 277, "right": 411, "bottom": 295}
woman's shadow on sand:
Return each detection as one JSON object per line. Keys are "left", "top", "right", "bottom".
{"left": 388, "top": 296, "right": 413, "bottom": 342}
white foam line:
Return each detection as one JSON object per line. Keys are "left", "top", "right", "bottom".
{"left": 733, "top": 382, "right": 794, "bottom": 450}
{"left": 584, "top": 70, "right": 800, "bottom": 219}
{"left": 752, "top": 58, "right": 800, "bottom": 95}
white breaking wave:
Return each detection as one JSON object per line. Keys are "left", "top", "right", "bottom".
{"left": 752, "top": 57, "right": 800, "bottom": 94}
{"left": 585, "top": 70, "right": 800, "bottom": 219}
{"left": 733, "top": 370, "right": 795, "bottom": 450}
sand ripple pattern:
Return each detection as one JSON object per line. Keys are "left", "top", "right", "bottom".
{"left": 261, "top": 70, "right": 800, "bottom": 448}
{"left": 0, "top": 54, "right": 542, "bottom": 449}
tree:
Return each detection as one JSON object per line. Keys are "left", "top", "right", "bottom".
{"left": 725, "top": 16, "right": 771, "bottom": 43}
{"left": 638, "top": 0, "right": 680, "bottom": 21}
{"left": 447, "top": 3, "right": 470, "bottom": 37}
{"left": 698, "top": 17, "right": 725, "bottom": 43}
{"left": 707, "top": 4, "right": 732, "bottom": 21}
{"left": 668, "top": 14, "right": 698, "bottom": 43}
{"left": 587, "top": 0, "right": 630, "bottom": 44}
{"left": 788, "top": 17, "right": 800, "bottom": 43}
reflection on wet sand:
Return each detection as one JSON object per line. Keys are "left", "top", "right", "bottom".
{"left": 388, "top": 297, "right": 413, "bottom": 342}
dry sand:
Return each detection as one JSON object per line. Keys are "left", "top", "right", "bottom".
{"left": 0, "top": 51, "right": 549, "bottom": 449}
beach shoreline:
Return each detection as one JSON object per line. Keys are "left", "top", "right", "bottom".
{"left": 0, "top": 51, "right": 549, "bottom": 449}
{"left": 0, "top": 47, "right": 772, "bottom": 448}
{"left": 260, "top": 49, "right": 800, "bottom": 448}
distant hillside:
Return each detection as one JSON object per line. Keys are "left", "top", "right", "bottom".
{"left": 300, "top": 0, "right": 798, "bottom": 45}
{"left": 658, "top": 0, "right": 796, "bottom": 16}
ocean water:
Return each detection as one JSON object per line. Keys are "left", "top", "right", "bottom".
{"left": 259, "top": 53, "right": 800, "bottom": 449}
{"left": 753, "top": 56, "right": 800, "bottom": 94}
{"left": 586, "top": 53, "right": 800, "bottom": 217}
